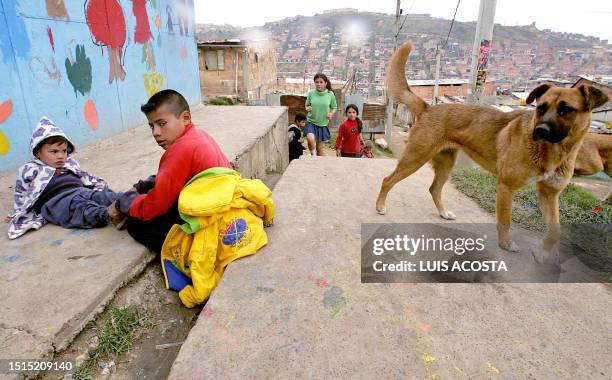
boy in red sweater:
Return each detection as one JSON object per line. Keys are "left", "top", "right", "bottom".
{"left": 109, "top": 90, "right": 230, "bottom": 252}
{"left": 335, "top": 104, "right": 364, "bottom": 158}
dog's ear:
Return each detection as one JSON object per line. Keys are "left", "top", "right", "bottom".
{"left": 579, "top": 85, "right": 609, "bottom": 111}
{"left": 526, "top": 83, "right": 553, "bottom": 105}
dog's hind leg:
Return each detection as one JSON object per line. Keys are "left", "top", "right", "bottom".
{"left": 376, "top": 147, "right": 436, "bottom": 215}
{"left": 429, "top": 148, "right": 459, "bottom": 220}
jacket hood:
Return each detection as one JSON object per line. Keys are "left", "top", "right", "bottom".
{"left": 30, "top": 117, "right": 75, "bottom": 158}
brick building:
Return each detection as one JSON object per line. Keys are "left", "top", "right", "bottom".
{"left": 197, "top": 40, "right": 277, "bottom": 101}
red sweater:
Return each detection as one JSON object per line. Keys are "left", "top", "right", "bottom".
{"left": 335, "top": 119, "right": 361, "bottom": 153}
{"left": 129, "top": 123, "right": 230, "bottom": 220}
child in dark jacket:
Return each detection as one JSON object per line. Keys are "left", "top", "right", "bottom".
{"left": 6, "top": 117, "right": 122, "bottom": 239}
{"left": 288, "top": 113, "right": 307, "bottom": 162}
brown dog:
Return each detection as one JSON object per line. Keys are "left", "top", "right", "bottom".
{"left": 376, "top": 42, "right": 608, "bottom": 254}
{"left": 575, "top": 132, "right": 612, "bottom": 177}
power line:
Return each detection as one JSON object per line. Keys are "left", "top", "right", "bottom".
{"left": 444, "top": 0, "right": 461, "bottom": 48}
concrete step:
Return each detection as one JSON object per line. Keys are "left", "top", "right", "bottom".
{"left": 0, "top": 105, "right": 288, "bottom": 362}
{"left": 168, "top": 157, "right": 612, "bottom": 379}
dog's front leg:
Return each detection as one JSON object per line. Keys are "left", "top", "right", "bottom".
{"left": 532, "top": 181, "right": 564, "bottom": 265}
{"left": 537, "top": 181, "right": 562, "bottom": 250}
{"left": 496, "top": 183, "right": 519, "bottom": 252}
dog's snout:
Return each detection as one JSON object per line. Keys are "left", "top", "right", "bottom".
{"left": 533, "top": 124, "right": 550, "bottom": 141}
{"left": 533, "top": 123, "right": 569, "bottom": 143}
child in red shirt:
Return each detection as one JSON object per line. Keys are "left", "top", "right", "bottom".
{"left": 335, "top": 104, "right": 364, "bottom": 158}
{"left": 110, "top": 89, "right": 231, "bottom": 253}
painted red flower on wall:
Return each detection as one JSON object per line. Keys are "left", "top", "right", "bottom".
{"left": 85, "top": 0, "right": 127, "bottom": 83}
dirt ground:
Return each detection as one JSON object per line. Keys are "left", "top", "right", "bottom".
{"left": 49, "top": 264, "right": 200, "bottom": 380}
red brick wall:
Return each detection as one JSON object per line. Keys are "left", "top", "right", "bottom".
{"left": 409, "top": 83, "right": 493, "bottom": 100}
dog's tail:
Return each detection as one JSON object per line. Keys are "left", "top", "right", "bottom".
{"left": 387, "top": 42, "right": 428, "bottom": 117}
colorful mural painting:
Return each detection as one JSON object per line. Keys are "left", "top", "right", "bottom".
{"left": 474, "top": 39, "right": 492, "bottom": 95}
{"left": 0, "top": 0, "right": 200, "bottom": 170}
{"left": 0, "top": 99, "right": 13, "bottom": 155}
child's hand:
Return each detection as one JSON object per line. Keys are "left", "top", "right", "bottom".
{"left": 4, "top": 215, "right": 11, "bottom": 223}
{"left": 305, "top": 106, "right": 312, "bottom": 112}
{"left": 327, "top": 112, "right": 334, "bottom": 120}
{"left": 336, "top": 149, "right": 341, "bottom": 157}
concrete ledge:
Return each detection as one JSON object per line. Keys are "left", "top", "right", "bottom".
{"left": 168, "top": 157, "right": 612, "bottom": 379}
{"left": 0, "top": 105, "right": 288, "bottom": 361}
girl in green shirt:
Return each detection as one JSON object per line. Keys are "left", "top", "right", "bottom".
{"left": 304, "top": 73, "right": 337, "bottom": 156}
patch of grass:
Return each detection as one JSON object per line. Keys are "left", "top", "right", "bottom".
{"left": 451, "top": 167, "right": 612, "bottom": 279}
{"left": 450, "top": 167, "right": 612, "bottom": 231}
{"left": 324, "top": 131, "right": 338, "bottom": 150}
{"left": 373, "top": 142, "right": 394, "bottom": 158}
{"left": 73, "top": 307, "right": 152, "bottom": 380}
{"left": 206, "top": 96, "right": 236, "bottom": 105}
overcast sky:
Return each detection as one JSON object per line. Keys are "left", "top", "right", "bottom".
{"left": 194, "top": 0, "right": 612, "bottom": 42}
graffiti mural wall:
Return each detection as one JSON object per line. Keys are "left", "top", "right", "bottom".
{"left": 0, "top": 0, "right": 199, "bottom": 170}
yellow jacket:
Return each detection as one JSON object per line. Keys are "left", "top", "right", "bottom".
{"left": 161, "top": 167, "right": 275, "bottom": 308}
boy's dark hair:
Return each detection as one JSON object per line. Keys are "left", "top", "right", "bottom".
{"left": 34, "top": 135, "right": 74, "bottom": 156}
{"left": 295, "top": 113, "right": 307, "bottom": 123}
{"left": 140, "top": 89, "right": 190, "bottom": 117}
{"left": 313, "top": 73, "right": 332, "bottom": 91}
{"left": 345, "top": 104, "right": 363, "bottom": 133}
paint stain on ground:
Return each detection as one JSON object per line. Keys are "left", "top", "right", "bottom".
{"left": 323, "top": 286, "right": 346, "bottom": 317}
{"left": 306, "top": 275, "right": 330, "bottom": 288}
{"left": 70, "top": 228, "right": 96, "bottom": 236}
{"left": 4, "top": 255, "right": 21, "bottom": 263}
{"left": 455, "top": 366, "right": 466, "bottom": 376}
{"left": 422, "top": 353, "right": 440, "bottom": 380}
{"left": 256, "top": 286, "right": 274, "bottom": 293}
{"left": 486, "top": 362, "right": 500, "bottom": 375}
{"left": 224, "top": 313, "right": 236, "bottom": 328}
{"left": 419, "top": 323, "right": 431, "bottom": 332}
{"left": 50, "top": 240, "right": 63, "bottom": 247}
{"left": 201, "top": 306, "right": 214, "bottom": 317}
{"left": 422, "top": 353, "right": 436, "bottom": 364}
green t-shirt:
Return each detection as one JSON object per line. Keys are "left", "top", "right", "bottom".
{"left": 306, "top": 89, "right": 337, "bottom": 127}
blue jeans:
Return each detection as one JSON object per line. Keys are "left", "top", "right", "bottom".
{"left": 41, "top": 187, "right": 121, "bottom": 228}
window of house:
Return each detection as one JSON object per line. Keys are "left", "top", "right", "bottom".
{"left": 204, "top": 50, "right": 225, "bottom": 71}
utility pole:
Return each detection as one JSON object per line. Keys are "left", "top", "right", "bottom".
{"left": 467, "top": 0, "right": 497, "bottom": 104}
{"left": 386, "top": 0, "right": 401, "bottom": 144}
{"left": 433, "top": 45, "right": 441, "bottom": 104}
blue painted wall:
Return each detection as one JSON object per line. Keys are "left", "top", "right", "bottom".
{"left": 0, "top": 0, "right": 200, "bottom": 170}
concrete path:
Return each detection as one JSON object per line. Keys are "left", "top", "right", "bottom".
{"left": 169, "top": 157, "right": 612, "bottom": 379}
{"left": 0, "top": 105, "right": 287, "bottom": 361}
